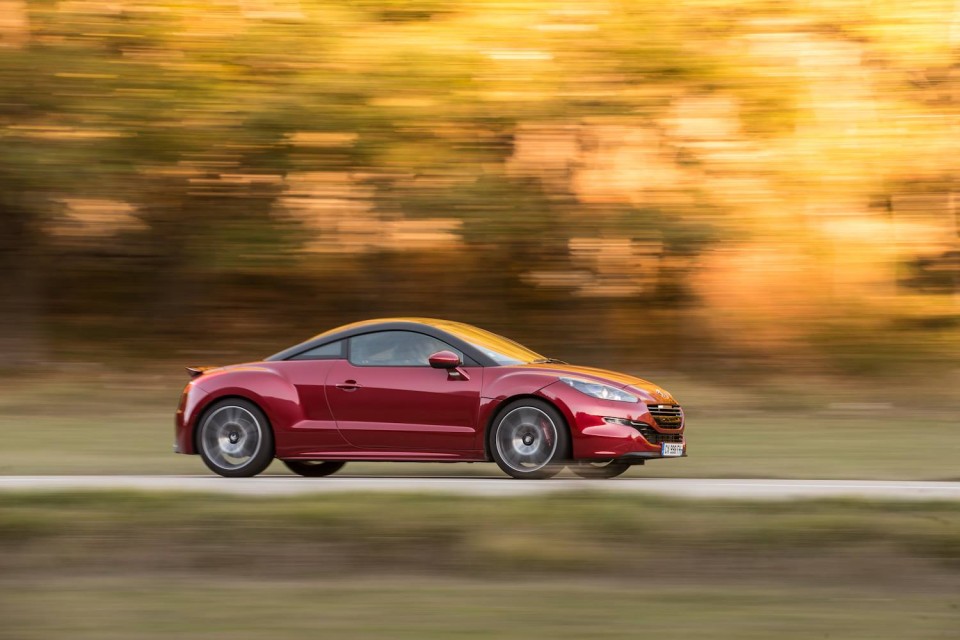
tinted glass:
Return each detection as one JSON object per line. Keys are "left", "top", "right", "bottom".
{"left": 290, "top": 340, "right": 344, "bottom": 360}
{"left": 349, "top": 331, "right": 461, "bottom": 367}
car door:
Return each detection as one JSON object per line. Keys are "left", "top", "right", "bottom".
{"left": 325, "top": 330, "right": 482, "bottom": 452}
{"left": 273, "top": 339, "right": 353, "bottom": 455}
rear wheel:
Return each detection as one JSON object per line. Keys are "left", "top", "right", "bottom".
{"left": 197, "top": 398, "right": 274, "bottom": 478}
{"left": 282, "top": 460, "right": 347, "bottom": 477}
{"left": 571, "top": 460, "right": 631, "bottom": 479}
{"left": 490, "top": 399, "right": 569, "bottom": 479}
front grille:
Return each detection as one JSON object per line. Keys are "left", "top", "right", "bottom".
{"left": 646, "top": 404, "right": 683, "bottom": 429}
{"left": 630, "top": 422, "right": 684, "bottom": 444}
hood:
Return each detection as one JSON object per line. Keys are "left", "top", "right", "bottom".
{"left": 519, "top": 363, "right": 678, "bottom": 404}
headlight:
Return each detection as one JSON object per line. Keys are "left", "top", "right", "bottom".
{"left": 558, "top": 377, "right": 638, "bottom": 403}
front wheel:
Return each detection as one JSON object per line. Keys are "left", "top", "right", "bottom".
{"left": 197, "top": 398, "right": 274, "bottom": 478}
{"left": 571, "top": 460, "right": 631, "bottom": 479}
{"left": 282, "top": 460, "right": 347, "bottom": 477}
{"left": 490, "top": 399, "right": 569, "bottom": 479}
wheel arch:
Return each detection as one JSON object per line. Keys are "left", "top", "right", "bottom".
{"left": 482, "top": 393, "right": 571, "bottom": 461}
{"left": 192, "top": 393, "right": 276, "bottom": 458}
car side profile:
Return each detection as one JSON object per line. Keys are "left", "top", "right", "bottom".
{"left": 174, "top": 318, "right": 686, "bottom": 479}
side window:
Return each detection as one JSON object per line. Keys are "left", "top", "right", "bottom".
{"left": 348, "top": 331, "right": 462, "bottom": 367}
{"left": 289, "top": 340, "right": 344, "bottom": 360}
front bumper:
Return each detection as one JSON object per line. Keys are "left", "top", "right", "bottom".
{"left": 617, "top": 450, "right": 688, "bottom": 463}
{"left": 576, "top": 421, "right": 687, "bottom": 460}
{"left": 537, "top": 381, "right": 687, "bottom": 461}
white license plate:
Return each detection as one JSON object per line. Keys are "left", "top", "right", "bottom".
{"left": 661, "top": 442, "right": 684, "bottom": 457}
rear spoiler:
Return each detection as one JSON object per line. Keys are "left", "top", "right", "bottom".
{"left": 186, "top": 366, "right": 217, "bottom": 379}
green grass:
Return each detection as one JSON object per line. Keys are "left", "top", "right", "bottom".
{"left": 3, "top": 578, "right": 959, "bottom": 640}
{"left": 0, "top": 370, "right": 957, "bottom": 479}
{"left": 2, "top": 492, "right": 960, "bottom": 575}
{"left": 1, "top": 492, "right": 960, "bottom": 639}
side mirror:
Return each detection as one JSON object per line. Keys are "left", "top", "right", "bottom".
{"left": 428, "top": 350, "right": 461, "bottom": 369}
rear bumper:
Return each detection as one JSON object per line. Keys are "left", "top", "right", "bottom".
{"left": 174, "top": 381, "right": 210, "bottom": 455}
{"left": 174, "top": 408, "right": 192, "bottom": 454}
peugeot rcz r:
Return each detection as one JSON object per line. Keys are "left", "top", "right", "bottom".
{"left": 174, "top": 318, "right": 686, "bottom": 479}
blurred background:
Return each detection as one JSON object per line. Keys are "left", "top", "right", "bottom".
{"left": 1, "top": 0, "right": 958, "bottom": 377}
{"left": 1, "top": 3, "right": 960, "bottom": 638}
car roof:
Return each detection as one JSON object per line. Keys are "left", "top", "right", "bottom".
{"left": 309, "top": 317, "right": 458, "bottom": 337}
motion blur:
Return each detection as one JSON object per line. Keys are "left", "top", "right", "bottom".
{"left": 0, "top": 0, "right": 957, "bottom": 375}
{"left": 1, "top": 2, "right": 959, "bottom": 639}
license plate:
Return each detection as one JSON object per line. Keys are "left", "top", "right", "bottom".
{"left": 661, "top": 442, "right": 684, "bottom": 457}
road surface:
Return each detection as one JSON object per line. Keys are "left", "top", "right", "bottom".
{"left": 0, "top": 476, "right": 958, "bottom": 500}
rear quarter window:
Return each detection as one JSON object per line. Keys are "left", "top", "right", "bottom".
{"left": 289, "top": 340, "right": 344, "bottom": 360}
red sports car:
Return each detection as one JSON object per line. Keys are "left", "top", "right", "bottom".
{"left": 174, "top": 318, "right": 686, "bottom": 479}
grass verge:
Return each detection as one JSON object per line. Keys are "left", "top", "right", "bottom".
{"left": 2, "top": 491, "right": 960, "bottom": 578}
{"left": 1, "top": 492, "right": 959, "bottom": 639}
{"left": 3, "top": 578, "right": 960, "bottom": 640}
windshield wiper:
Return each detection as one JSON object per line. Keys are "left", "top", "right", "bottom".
{"left": 531, "top": 358, "right": 567, "bottom": 365}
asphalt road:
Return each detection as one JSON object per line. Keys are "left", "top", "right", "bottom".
{"left": 0, "top": 476, "right": 958, "bottom": 500}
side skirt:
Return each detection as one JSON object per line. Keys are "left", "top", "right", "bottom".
{"left": 278, "top": 451, "right": 488, "bottom": 462}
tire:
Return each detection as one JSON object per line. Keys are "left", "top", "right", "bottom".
{"left": 571, "top": 460, "right": 631, "bottom": 479}
{"left": 489, "top": 398, "right": 570, "bottom": 479}
{"left": 197, "top": 398, "right": 274, "bottom": 478}
{"left": 282, "top": 460, "right": 347, "bottom": 477}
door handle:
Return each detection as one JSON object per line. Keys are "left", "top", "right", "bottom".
{"left": 335, "top": 380, "right": 361, "bottom": 391}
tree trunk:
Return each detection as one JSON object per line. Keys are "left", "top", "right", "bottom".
{"left": 0, "top": 198, "right": 45, "bottom": 366}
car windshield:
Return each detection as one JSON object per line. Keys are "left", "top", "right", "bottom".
{"left": 435, "top": 321, "right": 546, "bottom": 365}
